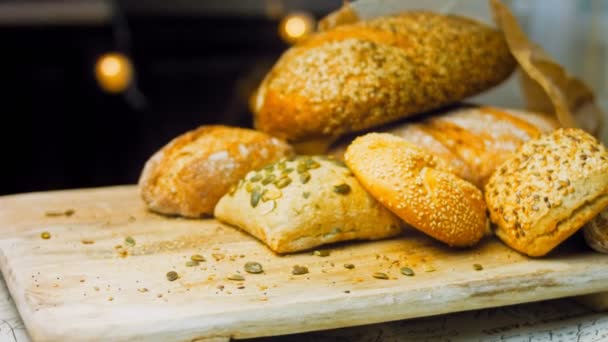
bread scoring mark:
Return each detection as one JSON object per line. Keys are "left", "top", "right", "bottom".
{"left": 208, "top": 151, "right": 229, "bottom": 161}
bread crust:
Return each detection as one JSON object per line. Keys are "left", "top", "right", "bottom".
{"left": 329, "top": 105, "right": 559, "bottom": 188}
{"left": 344, "top": 133, "right": 489, "bottom": 247}
{"left": 584, "top": 208, "right": 608, "bottom": 253}
{"left": 139, "top": 125, "right": 293, "bottom": 218}
{"left": 254, "top": 12, "right": 516, "bottom": 142}
{"left": 214, "top": 156, "right": 403, "bottom": 253}
{"left": 485, "top": 128, "right": 608, "bottom": 257}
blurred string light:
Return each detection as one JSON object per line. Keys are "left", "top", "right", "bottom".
{"left": 279, "top": 12, "right": 315, "bottom": 44}
{"left": 94, "top": 2, "right": 146, "bottom": 109}
{"left": 95, "top": 52, "right": 133, "bottom": 93}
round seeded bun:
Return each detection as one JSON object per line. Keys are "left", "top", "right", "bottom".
{"left": 253, "top": 12, "right": 516, "bottom": 145}
{"left": 344, "top": 133, "right": 489, "bottom": 247}
{"left": 139, "top": 125, "right": 294, "bottom": 218}
{"left": 485, "top": 128, "right": 608, "bottom": 257}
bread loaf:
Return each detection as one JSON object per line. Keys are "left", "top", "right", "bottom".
{"left": 139, "top": 125, "right": 293, "bottom": 218}
{"left": 583, "top": 209, "right": 608, "bottom": 253}
{"left": 485, "top": 128, "right": 608, "bottom": 257}
{"left": 253, "top": 12, "right": 517, "bottom": 144}
{"left": 345, "top": 133, "right": 489, "bottom": 247}
{"left": 214, "top": 156, "right": 403, "bottom": 253}
{"left": 330, "top": 105, "right": 559, "bottom": 188}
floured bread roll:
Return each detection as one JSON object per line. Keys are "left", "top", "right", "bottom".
{"left": 485, "top": 128, "right": 608, "bottom": 257}
{"left": 214, "top": 156, "right": 403, "bottom": 253}
{"left": 139, "top": 125, "right": 293, "bottom": 218}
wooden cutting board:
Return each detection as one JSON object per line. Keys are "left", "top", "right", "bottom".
{"left": 0, "top": 186, "right": 607, "bottom": 342}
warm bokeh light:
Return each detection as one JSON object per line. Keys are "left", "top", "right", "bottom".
{"left": 95, "top": 52, "right": 133, "bottom": 93}
{"left": 279, "top": 12, "right": 314, "bottom": 44}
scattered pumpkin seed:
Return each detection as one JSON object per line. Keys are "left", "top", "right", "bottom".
{"left": 274, "top": 177, "right": 292, "bottom": 189}
{"left": 166, "top": 271, "right": 178, "bottom": 282}
{"left": 264, "top": 164, "right": 274, "bottom": 172}
{"left": 344, "top": 263, "right": 355, "bottom": 269}
{"left": 262, "top": 188, "right": 282, "bottom": 201}
{"left": 244, "top": 261, "right": 264, "bottom": 274}
{"left": 45, "top": 209, "right": 75, "bottom": 217}
{"left": 306, "top": 159, "right": 321, "bottom": 169}
{"left": 292, "top": 265, "right": 309, "bottom": 275}
{"left": 372, "top": 272, "right": 389, "bottom": 280}
{"left": 473, "top": 264, "right": 483, "bottom": 271}
{"left": 250, "top": 188, "right": 264, "bottom": 208}
{"left": 400, "top": 267, "right": 415, "bottom": 276}
{"left": 261, "top": 174, "right": 276, "bottom": 185}
{"left": 296, "top": 163, "right": 308, "bottom": 173}
{"left": 41, "top": 232, "right": 51, "bottom": 239}
{"left": 333, "top": 183, "right": 351, "bottom": 195}
{"left": 227, "top": 274, "right": 245, "bottom": 281}
{"left": 186, "top": 260, "right": 199, "bottom": 267}
{"left": 313, "top": 250, "right": 330, "bottom": 257}
{"left": 125, "top": 236, "right": 135, "bottom": 247}
{"left": 81, "top": 239, "right": 95, "bottom": 245}
{"left": 302, "top": 192, "right": 311, "bottom": 199}
{"left": 249, "top": 173, "right": 262, "bottom": 182}
{"left": 191, "top": 254, "right": 205, "bottom": 262}
{"left": 299, "top": 172, "right": 311, "bottom": 184}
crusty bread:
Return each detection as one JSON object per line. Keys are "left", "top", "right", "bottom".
{"left": 583, "top": 208, "right": 608, "bottom": 253}
{"left": 344, "top": 133, "right": 489, "bottom": 247}
{"left": 330, "top": 105, "right": 559, "bottom": 188}
{"left": 485, "top": 128, "right": 608, "bottom": 257}
{"left": 253, "top": 12, "right": 516, "bottom": 144}
{"left": 139, "top": 125, "right": 293, "bottom": 218}
{"left": 214, "top": 156, "right": 403, "bottom": 253}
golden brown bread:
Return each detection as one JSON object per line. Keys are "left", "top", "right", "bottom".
{"left": 139, "top": 125, "right": 293, "bottom": 218}
{"left": 214, "top": 156, "right": 403, "bottom": 253}
{"left": 583, "top": 208, "right": 608, "bottom": 253}
{"left": 253, "top": 12, "right": 517, "bottom": 144}
{"left": 485, "top": 128, "right": 608, "bottom": 257}
{"left": 345, "top": 133, "right": 489, "bottom": 247}
{"left": 330, "top": 105, "right": 559, "bottom": 188}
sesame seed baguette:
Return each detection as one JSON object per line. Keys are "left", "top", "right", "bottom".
{"left": 139, "top": 126, "right": 294, "bottom": 218}
{"left": 345, "top": 133, "right": 489, "bottom": 247}
{"left": 253, "top": 12, "right": 516, "bottom": 144}
{"left": 485, "top": 128, "right": 608, "bottom": 257}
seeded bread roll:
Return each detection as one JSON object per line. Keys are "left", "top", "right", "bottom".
{"left": 253, "top": 12, "right": 516, "bottom": 145}
{"left": 344, "top": 133, "right": 489, "bottom": 247}
{"left": 329, "top": 105, "right": 559, "bottom": 188}
{"left": 584, "top": 209, "right": 608, "bottom": 253}
{"left": 139, "top": 125, "right": 293, "bottom": 218}
{"left": 214, "top": 156, "right": 403, "bottom": 253}
{"left": 485, "top": 128, "right": 608, "bottom": 257}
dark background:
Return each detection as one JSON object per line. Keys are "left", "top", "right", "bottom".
{"left": 1, "top": 0, "right": 340, "bottom": 195}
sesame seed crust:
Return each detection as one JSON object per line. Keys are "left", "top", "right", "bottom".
{"left": 485, "top": 128, "right": 608, "bottom": 257}
{"left": 345, "top": 133, "right": 489, "bottom": 247}
{"left": 254, "top": 11, "right": 516, "bottom": 142}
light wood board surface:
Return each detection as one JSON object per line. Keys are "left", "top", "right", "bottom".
{"left": 0, "top": 186, "right": 607, "bottom": 342}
